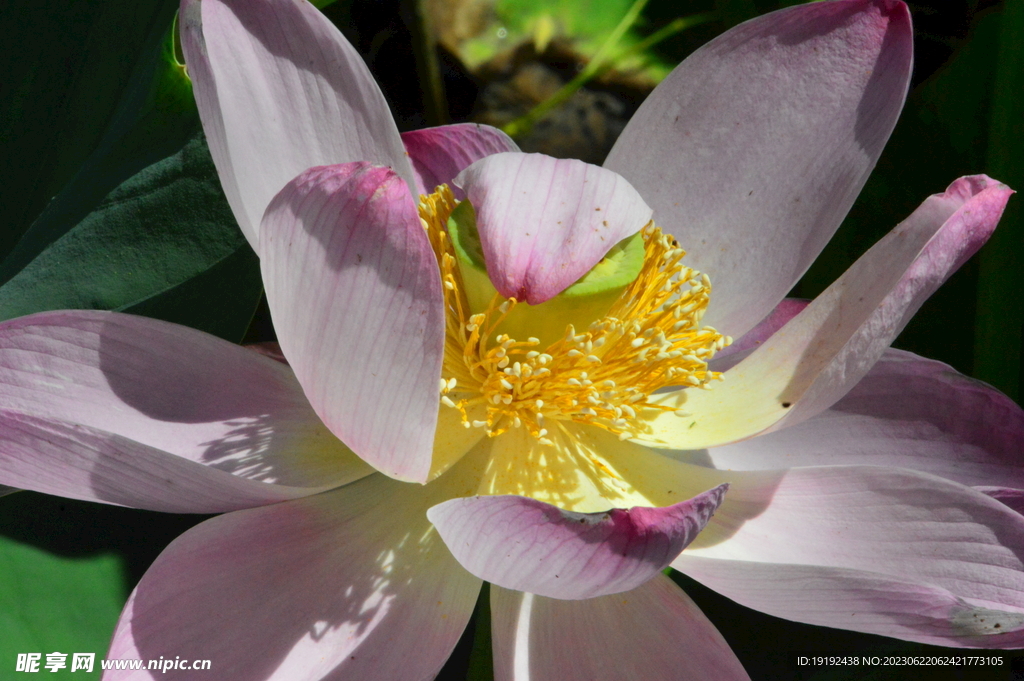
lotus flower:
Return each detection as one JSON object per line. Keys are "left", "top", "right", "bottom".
{"left": 0, "top": 0, "right": 1021, "bottom": 678}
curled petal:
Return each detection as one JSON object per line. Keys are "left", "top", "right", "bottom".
{"left": 427, "top": 485, "right": 727, "bottom": 599}
{"left": 455, "top": 153, "right": 653, "bottom": 304}
{"left": 179, "top": 0, "right": 414, "bottom": 248}
{"left": 711, "top": 298, "right": 809, "bottom": 371}
{"left": 978, "top": 488, "right": 1024, "bottom": 516}
{"left": 705, "top": 348, "right": 1024, "bottom": 490}
{"left": 105, "top": 475, "right": 481, "bottom": 680}
{"left": 0, "top": 311, "right": 368, "bottom": 513}
{"left": 605, "top": 0, "right": 913, "bottom": 337}
{"left": 261, "top": 163, "right": 444, "bottom": 483}
{"left": 402, "top": 123, "right": 519, "bottom": 198}
{"left": 645, "top": 175, "right": 1013, "bottom": 449}
{"left": 490, "top": 575, "right": 749, "bottom": 681}
{"left": 675, "top": 464, "right": 1024, "bottom": 645}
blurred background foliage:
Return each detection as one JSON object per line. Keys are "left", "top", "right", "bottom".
{"left": 0, "top": 0, "right": 1020, "bottom": 678}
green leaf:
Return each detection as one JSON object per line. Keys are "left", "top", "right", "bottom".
{"left": 465, "top": 586, "right": 494, "bottom": 681}
{"left": 0, "top": 2, "right": 257, "bottom": 342}
{"left": 974, "top": 0, "right": 1024, "bottom": 402}
{"left": 0, "top": 0, "right": 185, "bottom": 264}
{"left": 0, "top": 537, "right": 125, "bottom": 679}
{"left": 460, "top": 0, "right": 656, "bottom": 72}
{"left": 498, "top": 0, "right": 636, "bottom": 42}
{"left": 0, "top": 133, "right": 262, "bottom": 343}
{"left": 0, "top": 7, "right": 199, "bottom": 286}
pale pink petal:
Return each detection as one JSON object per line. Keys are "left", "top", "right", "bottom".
{"left": 402, "top": 123, "right": 519, "bottom": 198}
{"left": 455, "top": 153, "right": 653, "bottom": 304}
{"left": 427, "top": 485, "right": 727, "bottom": 599}
{"left": 711, "top": 298, "right": 809, "bottom": 371}
{"left": 704, "top": 348, "right": 1024, "bottom": 489}
{"left": 0, "top": 311, "right": 369, "bottom": 513}
{"left": 645, "top": 176, "right": 1013, "bottom": 449}
{"left": 104, "top": 475, "right": 481, "bottom": 680}
{"left": 261, "top": 163, "right": 444, "bottom": 483}
{"left": 676, "top": 465, "right": 1024, "bottom": 644}
{"left": 977, "top": 488, "right": 1024, "bottom": 516}
{"left": 0, "top": 414, "right": 331, "bottom": 514}
{"left": 490, "top": 575, "right": 749, "bottom": 681}
{"left": 605, "top": 0, "right": 913, "bottom": 337}
{"left": 675, "top": 557, "right": 1024, "bottom": 648}
{"left": 245, "top": 341, "right": 287, "bottom": 364}
{"left": 755, "top": 176, "right": 1012, "bottom": 429}
{"left": 179, "top": 0, "right": 414, "bottom": 248}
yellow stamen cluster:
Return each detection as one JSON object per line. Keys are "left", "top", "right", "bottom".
{"left": 419, "top": 186, "right": 730, "bottom": 444}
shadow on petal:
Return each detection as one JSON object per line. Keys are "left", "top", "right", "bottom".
{"left": 110, "top": 476, "right": 481, "bottom": 680}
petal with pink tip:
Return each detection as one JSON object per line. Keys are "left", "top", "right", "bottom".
{"left": 179, "top": 0, "right": 414, "bottom": 248}
{"left": 675, "top": 556, "right": 1024, "bottom": 648}
{"left": 645, "top": 175, "right": 1013, "bottom": 449}
{"left": 0, "top": 311, "right": 369, "bottom": 513}
{"left": 402, "top": 123, "right": 519, "bottom": 198}
{"left": 703, "top": 348, "right": 1024, "bottom": 489}
{"left": 676, "top": 465, "right": 1024, "bottom": 639}
{"left": 104, "top": 474, "right": 481, "bottom": 681}
{"left": 260, "top": 163, "right": 444, "bottom": 483}
{"left": 427, "top": 484, "right": 727, "bottom": 599}
{"left": 710, "top": 298, "right": 809, "bottom": 371}
{"left": 490, "top": 575, "right": 749, "bottom": 681}
{"left": 519, "top": 434, "right": 1024, "bottom": 641}
{"left": 605, "top": 0, "right": 913, "bottom": 337}
{"left": 455, "top": 153, "right": 653, "bottom": 304}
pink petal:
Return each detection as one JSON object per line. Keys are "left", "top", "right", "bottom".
{"left": 711, "top": 298, "right": 809, "bottom": 371}
{"left": 676, "top": 465, "right": 1024, "bottom": 644}
{"left": 261, "top": 163, "right": 444, "bottom": 483}
{"left": 675, "top": 557, "right": 1024, "bottom": 648}
{"left": 179, "top": 0, "right": 414, "bottom": 248}
{"left": 245, "top": 341, "right": 287, "bottom": 364}
{"left": 0, "top": 311, "right": 369, "bottom": 513}
{"left": 705, "top": 348, "right": 1024, "bottom": 489}
{"left": 605, "top": 0, "right": 913, "bottom": 337}
{"left": 105, "top": 474, "right": 481, "bottom": 680}
{"left": 645, "top": 175, "right": 1013, "bottom": 449}
{"left": 455, "top": 153, "right": 653, "bottom": 304}
{"left": 427, "top": 485, "right": 727, "bottom": 599}
{"left": 490, "top": 575, "right": 749, "bottom": 681}
{"left": 977, "top": 488, "right": 1024, "bottom": 516}
{"left": 402, "top": 123, "right": 519, "bottom": 198}
{"left": 759, "top": 176, "right": 1013, "bottom": 429}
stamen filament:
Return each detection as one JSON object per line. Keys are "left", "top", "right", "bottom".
{"left": 420, "top": 185, "right": 731, "bottom": 441}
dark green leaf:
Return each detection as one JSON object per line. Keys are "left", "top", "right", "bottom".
{"left": 1, "top": 11, "right": 199, "bottom": 284}
{"left": 466, "top": 586, "right": 494, "bottom": 681}
{"left": 0, "top": 133, "right": 262, "bottom": 343}
{"left": 974, "top": 0, "right": 1024, "bottom": 401}
{"left": 0, "top": 0, "right": 185, "bottom": 263}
